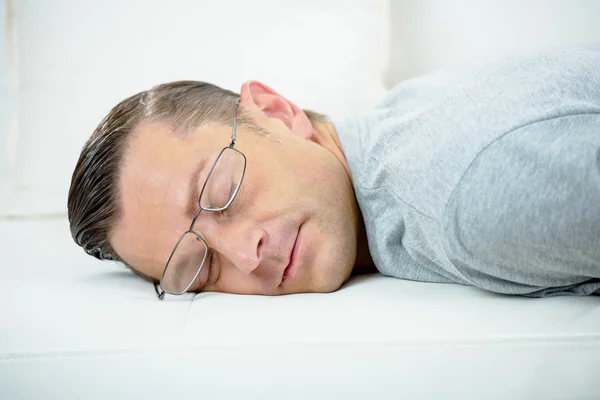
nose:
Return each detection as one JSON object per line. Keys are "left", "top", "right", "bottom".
{"left": 200, "top": 216, "right": 265, "bottom": 275}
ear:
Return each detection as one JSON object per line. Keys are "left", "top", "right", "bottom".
{"left": 239, "top": 80, "right": 314, "bottom": 140}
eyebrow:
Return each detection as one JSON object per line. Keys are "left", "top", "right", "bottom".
{"left": 185, "top": 158, "right": 208, "bottom": 219}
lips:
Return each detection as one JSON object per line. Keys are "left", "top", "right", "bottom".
{"left": 281, "top": 223, "right": 303, "bottom": 284}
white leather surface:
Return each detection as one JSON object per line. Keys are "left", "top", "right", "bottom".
{"left": 1, "top": 218, "right": 600, "bottom": 399}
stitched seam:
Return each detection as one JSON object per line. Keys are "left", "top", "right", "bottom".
{"left": 442, "top": 110, "right": 600, "bottom": 217}
{"left": 3, "top": 336, "right": 600, "bottom": 360}
{"left": 356, "top": 185, "right": 437, "bottom": 221}
{"left": 180, "top": 293, "right": 198, "bottom": 340}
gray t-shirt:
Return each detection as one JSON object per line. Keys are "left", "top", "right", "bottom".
{"left": 334, "top": 43, "right": 600, "bottom": 297}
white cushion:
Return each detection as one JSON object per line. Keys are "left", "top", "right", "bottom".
{"left": 388, "top": 0, "right": 600, "bottom": 83}
{"left": 0, "top": 0, "right": 389, "bottom": 216}
{"left": 2, "top": 218, "right": 599, "bottom": 399}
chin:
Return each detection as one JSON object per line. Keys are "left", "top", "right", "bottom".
{"left": 302, "top": 222, "right": 357, "bottom": 294}
{"left": 311, "top": 276, "right": 348, "bottom": 293}
{"left": 312, "top": 261, "right": 354, "bottom": 293}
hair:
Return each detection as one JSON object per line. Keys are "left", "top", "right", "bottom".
{"left": 67, "top": 81, "right": 327, "bottom": 281}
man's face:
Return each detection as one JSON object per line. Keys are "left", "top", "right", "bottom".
{"left": 110, "top": 84, "right": 360, "bottom": 295}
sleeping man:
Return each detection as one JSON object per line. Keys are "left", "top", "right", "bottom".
{"left": 68, "top": 43, "right": 600, "bottom": 299}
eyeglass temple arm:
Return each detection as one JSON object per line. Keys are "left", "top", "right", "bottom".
{"left": 154, "top": 282, "right": 166, "bottom": 300}
{"left": 228, "top": 99, "right": 240, "bottom": 148}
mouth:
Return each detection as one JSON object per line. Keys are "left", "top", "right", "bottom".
{"left": 281, "top": 223, "right": 304, "bottom": 285}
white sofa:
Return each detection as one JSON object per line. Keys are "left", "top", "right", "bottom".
{"left": 2, "top": 1, "right": 600, "bottom": 399}
{"left": 2, "top": 218, "right": 600, "bottom": 399}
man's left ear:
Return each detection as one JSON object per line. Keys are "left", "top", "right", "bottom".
{"left": 239, "top": 80, "right": 314, "bottom": 140}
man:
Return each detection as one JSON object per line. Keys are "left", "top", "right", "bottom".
{"left": 68, "top": 43, "right": 600, "bottom": 298}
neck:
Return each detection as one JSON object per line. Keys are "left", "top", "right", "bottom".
{"left": 353, "top": 213, "right": 377, "bottom": 275}
{"left": 313, "top": 121, "right": 376, "bottom": 275}
{"left": 312, "top": 121, "right": 353, "bottom": 183}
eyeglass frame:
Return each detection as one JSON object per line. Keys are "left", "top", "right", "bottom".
{"left": 153, "top": 99, "right": 246, "bottom": 300}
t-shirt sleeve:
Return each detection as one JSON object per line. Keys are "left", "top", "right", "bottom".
{"left": 442, "top": 112, "right": 600, "bottom": 296}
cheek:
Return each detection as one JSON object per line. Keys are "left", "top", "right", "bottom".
{"left": 209, "top": 269, "right": 264, "bottom": 295}
{"left": 235, "top": 159, "right": 288, "bottom": 214}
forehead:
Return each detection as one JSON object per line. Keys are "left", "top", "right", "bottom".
{"left": 109, "top": 122, "right": 223, "bottom": 278}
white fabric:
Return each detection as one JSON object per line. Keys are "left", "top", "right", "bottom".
{"left": 0, "top": 0, "right": 389, "bottom": 216}
{"left": 2, "top": 218, "right": 599, "bottom": 399}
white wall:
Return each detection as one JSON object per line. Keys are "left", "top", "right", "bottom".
{"left": 388, "top": 0, "right": 600, "bottom": 84}
{"left": 0, "top": 0, "right": 388, "bottom": 216}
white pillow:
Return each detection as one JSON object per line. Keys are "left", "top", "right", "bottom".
{"left": 0, "top": 0, "right": 389, "bottom": 216}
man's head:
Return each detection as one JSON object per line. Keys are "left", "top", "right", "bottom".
{"left": 68, "top": 80, "right": 361, "bottom": 295}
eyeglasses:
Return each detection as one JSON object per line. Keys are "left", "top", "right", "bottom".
{"left": 154, "top": 99, "right": 246, "bottom": 300}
